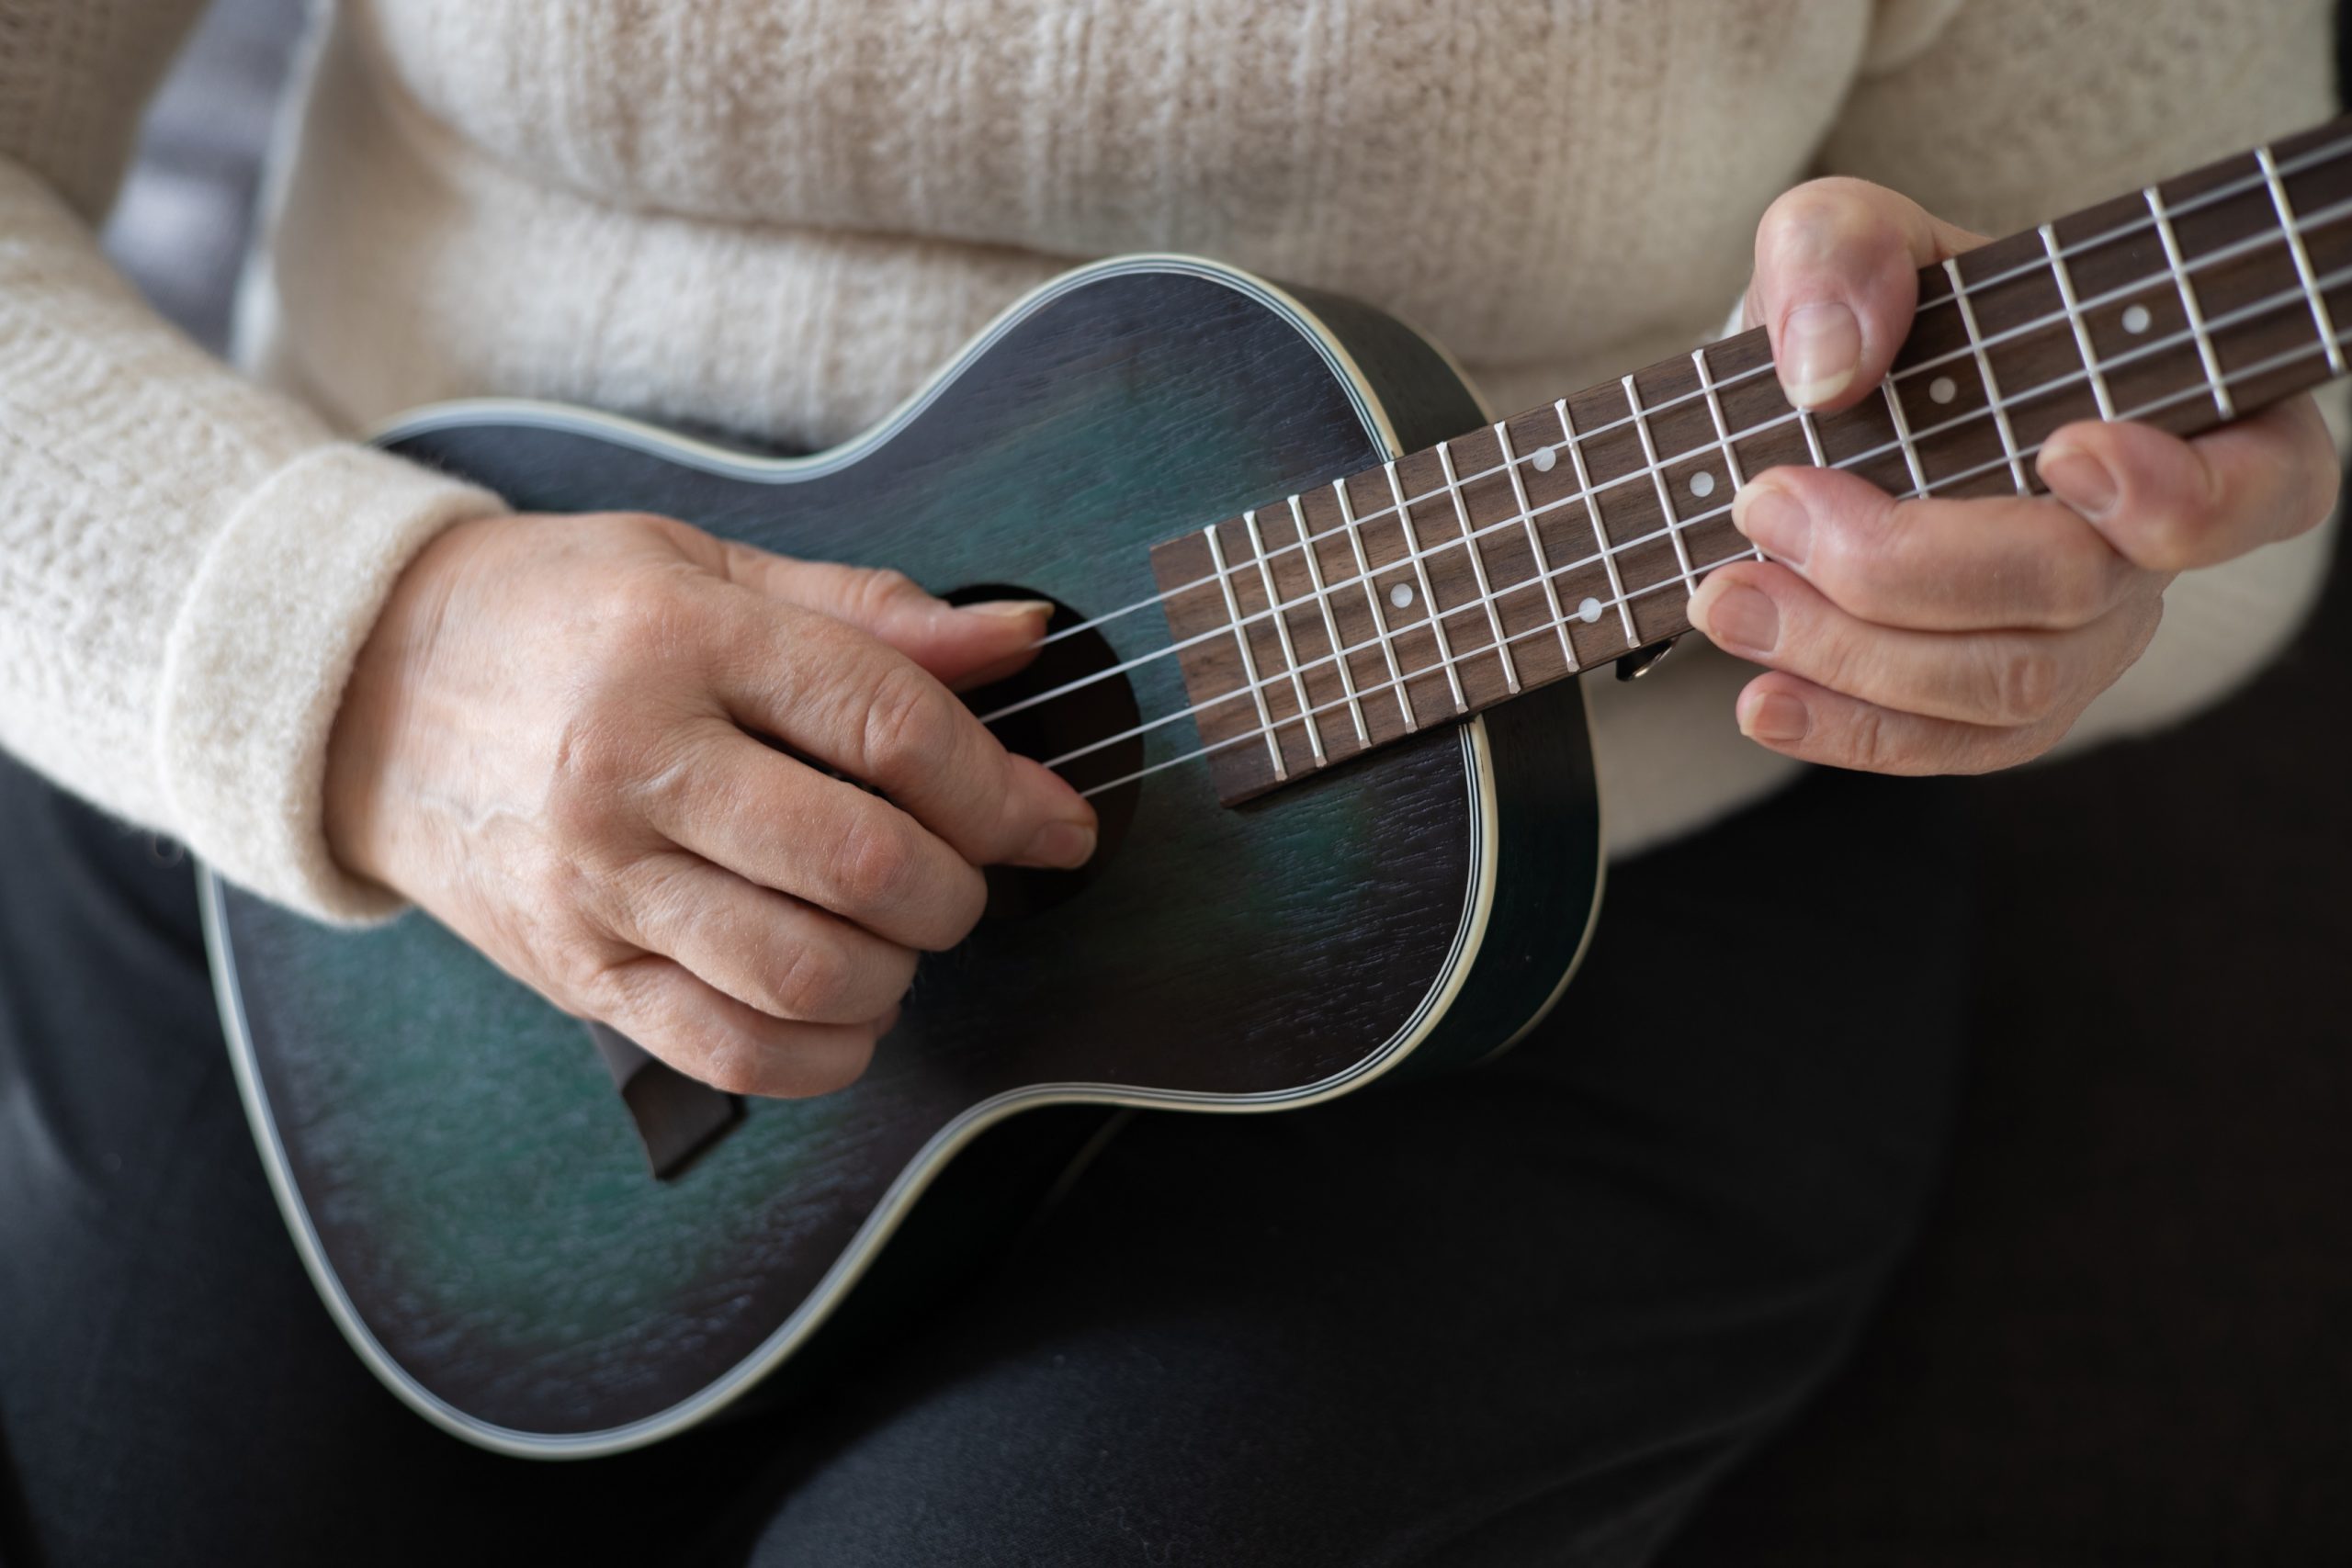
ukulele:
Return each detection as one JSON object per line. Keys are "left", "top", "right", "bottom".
{"left": 206, "top": 117, "right": 2352, "bottom": 1456}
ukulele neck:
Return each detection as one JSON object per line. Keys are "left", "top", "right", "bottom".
{"left": 1149, "top": 117, "right": 2352, "bottom": 807}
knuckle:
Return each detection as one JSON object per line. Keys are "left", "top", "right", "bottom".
{"left": 1806, "top": 502, "right": 1904, "bottom": 607}
{"left": 764, "top": 936, "right": 854, "bottom": 1020}
{"left": 2132, "top": 513, "right": 2202, "bottom": 575}
{"left": 519, "top": 869, "right": 611, "bottom": 987}
{"left": 846, "top": 567, "right": 920, "bottom": 620}
{"left": 928, "top": 863, "right": 990, "bottom": 949}
{"left": 597, "top": 565, "right": 702, "bottom": 664}
{"left": 520, "top": 843, "right": 584, "bottom": 913}
{"left": 1989, "top": 640, "right": 2060, "bottom": 726}
{"left": 1758, "top": 186, "right": 1817, "bottom": 246}
{"left": 1809, "top": 541, "right": 1891, "bottom": 625}
{"left": 1842, "top": 703, "right": 1897, "bottom": 773}
{"left": 546, "top": 715, "right": 642, "bottom": 837}
{"left": 2043, "top": 543, "right": 2127, "bottom": 626}
{"left": 693, "top": 1043, "right": 769, "bottom": 1098}
{"left": 716, "top": 536, "right": 786, "bottom": 588}
{"left": 856, "top": 660, "right": 951, "bottom": 776}
{"left": 563, "top": 947, "right": 643, "bottom": 1026}
{"left": 801, "top": 1033, "right": 879, "bottom": 1098}
{"left": 831, "top": 814, "right": 921, "bottom": 914}
{"left": 1760, "top": 180, "right": 1853, "bottom": 250}
{"left": 1806, "top": 615, "right": 1868, "bottom": 698}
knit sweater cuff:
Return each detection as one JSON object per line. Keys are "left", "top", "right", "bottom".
{"left": 158, "top": 443, "right": 503, "bottom": 924}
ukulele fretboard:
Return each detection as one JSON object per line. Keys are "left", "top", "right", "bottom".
{"left": 1149, "top": 118, "right": 2352, "bottom": 806}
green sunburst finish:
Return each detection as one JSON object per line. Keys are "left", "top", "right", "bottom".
{"left": 206, "top": 258, "right": 1601, "bottom": 1456}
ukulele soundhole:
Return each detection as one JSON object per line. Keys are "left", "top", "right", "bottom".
{"left": 950, "top": 584, "right": 1144, "bottom": 918}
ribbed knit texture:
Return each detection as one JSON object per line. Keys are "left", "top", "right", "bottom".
{"left": 0, "top": 0, "right": 2338, "bottom": 918}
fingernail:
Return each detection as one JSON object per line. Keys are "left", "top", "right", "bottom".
{"left": 967, "top": 599, "right": 1057, "bottom": 622}
{"left": 1780, "top": 300, "right": 1860, "bottom": 410}
{"left": 2038, "top": 446, "right": 2119, "bottom": 521}
{"left": 1732, "top": 481, "right": 1811, "bottom": 568}
{"left": 1693, "top": 584, "right": 1779, "bottom": 656}
{"left": 1740, "top": 690, "right": 1811, "bottom": 744}
{"left": 1020, "top": 818, "right": 1097, "bottom": 869}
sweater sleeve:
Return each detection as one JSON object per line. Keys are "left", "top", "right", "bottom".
{"left": 1820, "top": 0, "right": 2346, "bottom": 758}
{"left": 0, "top": 2, "right": 503, "bottom": 922}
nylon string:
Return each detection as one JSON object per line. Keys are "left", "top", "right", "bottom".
{"left": 1004, "top": 218, "right": 2352, "bottom": 764}
{"left": 1076, "top": 318, "right": 2352, "bottom": 798}
{"left": 978, "top": 158, "right": 2352, "bottom": 738}
{"left": 1000, "top": 130, "right": 2352, "bottom": 678}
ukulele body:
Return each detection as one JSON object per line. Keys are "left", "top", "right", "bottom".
{"left": 203, "top": 256, "right": 1603, "bottom": 1456}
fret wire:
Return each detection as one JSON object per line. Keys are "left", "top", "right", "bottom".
{"left": 1018, "top": 196, "right": 2352, "bottom": 773}
{"left": 1556, "top": 399, "right": 1638, "bottom": 647}
{"left": 1363, "top": 254, "right": 2333, "bottom": 658}
{"left": 1914, "top": 313, "right": 2340, "bottom": 501}
{"left": 1334, "top": 478, "right": 1417, "bottom": 733}
{"left": 2041, "top": 221, "right": 2119, "bottom": 419}
{"left": 2257, "top": 145, "right": 2347, "bottom": 376}
{"left": 1437, "top": 440, "right": 1520, "bottom": 693}
{"left": 1494, "top": 258, "right": 2266, "bottom": 626}
{"left": 1093, "top": 172, "right": 2352, "bottom": 648}
{"left": 1942, "top": 256, "right": 2031, "bottom": 493}
{"left": 1625, "top": 374, "right": 1701, "bottom": 603}
{"left": 1201, "top": 524, "right": 1287, "bottom": 780}
{"left": 1288, "top": 493, "right": 1368, "bottom": 744}
{"left": 1796, "top": 405, "right": 1827, "bottom": 468}
{"left": 1900, "top": 130, "right": 2352, "bottom": 340}
{"left": 1690, "top": 347, "right": 1767, "bottom": 573}
{"left": 1110, "top": 276, "right": 2352, "bottom": 777}
{"left": 1091, "top": 232, "right": 2352, "bottom": 740}
{"left": 1690, "top": 347, "right": 1749, "bottom": 490}
{"left": 1881, "top": 378, "right": 1930, "bottom": 495}
{"left": 1493, "top": 418, "right": 1579, "bottom": 672}
{"left": 1099, "top": 305, "right": 2352, "bottom": 798}
{"left": 1242, "top": 509, "right": 1324, "bottom": 767}
{"left": 1385, "top": 460, "right": 1468, "bottom": 713}
{"left": 1982, "top": 181, "right": 2349, "bottom": 382}
{"left": 2143, "top": 186, "right": 2234, "bottom": 419}
{"left": 1005, "top": 172, "right": 2352, "bottom": 740}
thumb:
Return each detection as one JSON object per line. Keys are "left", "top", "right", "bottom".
{"left": 1744, "top": 176, "right": 1986, "bottom": 413}
{"left": 717, "top": 544, "right": 1054, "bottom": 690}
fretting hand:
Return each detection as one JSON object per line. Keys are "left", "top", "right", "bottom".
{"left": 322, "top": 512, "right": 1098, "bottom": 1098}
{"left": 1688, "top": 177, "right": 2339, "bottom": 773}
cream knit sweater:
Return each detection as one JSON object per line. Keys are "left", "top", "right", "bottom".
{"left": 0, "top": 0, "right": 2337, "bottom": 921}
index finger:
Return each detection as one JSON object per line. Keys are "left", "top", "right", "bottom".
{"left": 704, "top": 584, "right": 1098, "bottom": 870}
{"left": 1731, "top": 464, "right": 2141, "bottom": 633}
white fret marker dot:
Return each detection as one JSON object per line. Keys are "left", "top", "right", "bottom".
{"left": 1929, "top": 376, "right": 1958, "bottom": 405}
{"left": 1689, "top": 470, "right": 1716, "bottom": 499}
{"left": 1577, "top": 596, "right": 1602, "bottom": 624}
{"left": 1390, "top": 582, "right": 1415, "bottom": 609}
{"left": 1530, "top": 447, "right": 1557, "bottom": 472}
{"left": 2122, "top": 303, "right": 2154, "bottom": 334}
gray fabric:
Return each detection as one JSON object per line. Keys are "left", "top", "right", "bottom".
{"left": 100, "top": 0, "right": 302, "bottom": 354}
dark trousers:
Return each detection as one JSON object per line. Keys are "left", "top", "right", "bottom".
{"left": 0, "top": 750, "right": 1968, "bottom": 1567}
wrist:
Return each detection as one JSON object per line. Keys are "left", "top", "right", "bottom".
{"left": 322, "top": 513, "right": 502, "bottom": 891}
